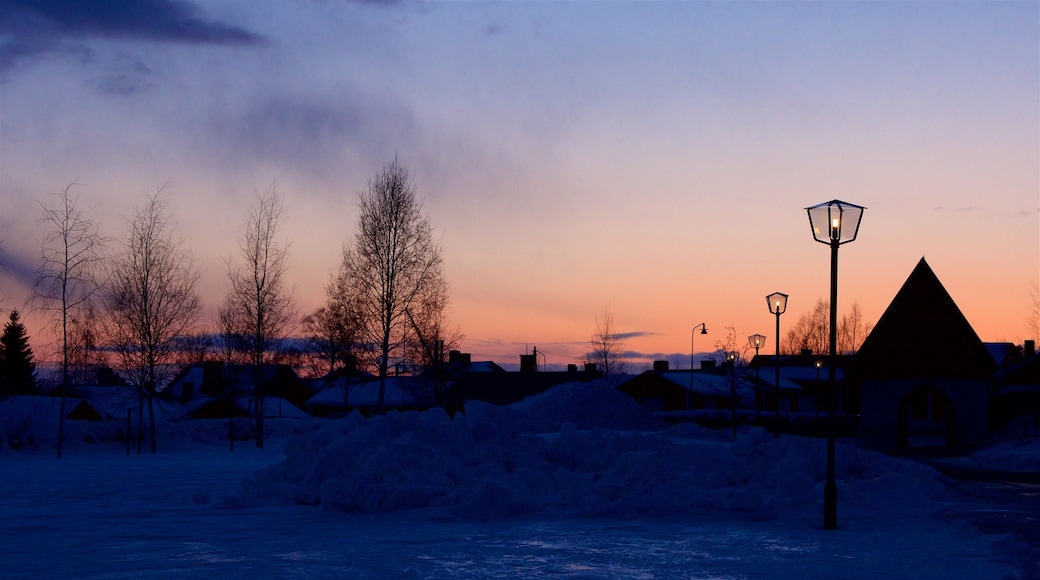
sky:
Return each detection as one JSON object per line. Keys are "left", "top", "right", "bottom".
{"left": 0, "top": 0, "right": 1037, "bottom": 371}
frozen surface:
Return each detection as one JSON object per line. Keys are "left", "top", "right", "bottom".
{"left": 0, "top": 381, "right": 1036, "bottom": 578}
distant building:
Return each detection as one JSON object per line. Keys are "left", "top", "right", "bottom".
{"left": 851, "top": 258, "right": 995, "bottom": 452}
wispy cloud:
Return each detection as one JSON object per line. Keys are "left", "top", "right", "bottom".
{"left": 932, "top": 206, "right": 980, "bottom": 212}
{"left": 0, "top": 0, "right": 264, "bottom": 72}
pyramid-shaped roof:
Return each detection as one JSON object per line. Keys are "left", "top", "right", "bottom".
{"left": 853, "top": 258, "right": 996, "bottom": 380}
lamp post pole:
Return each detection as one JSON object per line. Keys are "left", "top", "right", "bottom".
{"left": 825, "top": 234, "right": 839, "bottom": 530}
{"left": 691, "top": 323, "right": 707, "bottom": 394}
{"left": 749, "top": 334, "right": 765, "bottom": 418}
{"left": 807, "top": 199, "right": 865, "bottom": 532}
{"left": 766, "top": 293, "right": 788, "bottom": 439}
{"left": 726, "top": 351, "right": 738, "bottom": 436}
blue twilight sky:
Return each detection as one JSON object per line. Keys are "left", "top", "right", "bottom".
{"left": 0, "top": 0, "right": 1037, "bottom": 369}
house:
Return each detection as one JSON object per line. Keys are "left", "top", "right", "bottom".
{"left": 617, "top": 361, "right": 755, "bottom": 413}
{"left": 747, "top": 352, "right": 854, "bottom": 414}
{"left": 852, "top": 258, "right": 996, "bottom": 452}
{"left": 991, "top": 340, "right": 1040, "bottom": 434}
{"left": 442, "top": 358, "right": 600, "bottom": 413}
{"left": 307, "top": 375, "right": 436, "bottom": 417}
{"left": 163, "top": 362, "right": 316, "bottom": 410}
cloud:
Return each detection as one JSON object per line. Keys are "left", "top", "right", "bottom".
{"left": 0, "top": 0, "right": 264, "bottom": 72}
{"left": 87, "top": 53, "right": 155, "bottom": 95}
{"left": 932, "top": 206, "right": 979, "bottom": 212}
{"left": 0, "top": 245, "right": 38, "bottom": 301}
{"left": 203, "top": 91, "right": 420, "bottom": 184}
{"left": 612, "top": 331, "right": 660, "bottom": 341}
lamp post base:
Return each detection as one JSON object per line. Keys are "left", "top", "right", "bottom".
{"left": 824, "top": 479, "right": 837, "bottom": 530}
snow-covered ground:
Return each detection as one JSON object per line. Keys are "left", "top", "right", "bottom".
{"left": 1, "top": 381, "right": 1037, "bottom": 578}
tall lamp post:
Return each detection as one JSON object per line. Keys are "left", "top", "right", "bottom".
{"left": 766, "top": 292, "right": 788, "bottom": 439}
{"left": 749, "top": 334, "right": 766, "bottom": 417}
{"left": 726, "top": 351, "right": 738, "bottom": 436}
{"left": 691, "top": 323, "right": 708, "bottom": 393}
{"left": 807, "top": 199, "right": 865, "bottom": 531}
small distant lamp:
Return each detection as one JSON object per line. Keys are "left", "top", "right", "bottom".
{"left": 749, "top": 334, "right": 766, "bottom": 416}
{"left": 726, "top": 351, "right": 738, "bottom": 436}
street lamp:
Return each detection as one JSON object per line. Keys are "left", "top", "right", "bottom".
{"left": 766, "top": 292, "right": 788, "bottom": 439}
{"left": 807, "top": 199, "right": 865, "bottom": 531}
{"left": 815, "top": 360, "right": 823, "bottom": 415}
{"left": 726, "top": 351, "right": 738, "bottom": 436}
{"left": 749, "top": 334, "right": 766, "bottom": 417}
{"left": 691, "top": 323, "right": 708, "bottom": 393}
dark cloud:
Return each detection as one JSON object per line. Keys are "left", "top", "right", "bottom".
{"left": 0, "top": 0, "right": 264, "bottom": 71}
{"left": 87, "top": 54, "right": 155, "bottom": 95}
{"left": 613, "top": 331, "right": 659, "bottom": 341}
{"left": 206, "top": 91, "right": 419, "bottom": 183}
{"left": 0, "top": 246, "right": 38, "bottom": 299}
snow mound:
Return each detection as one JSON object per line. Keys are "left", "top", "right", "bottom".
{"left": 238, "top": 381, "right": 949, "bottom": 520}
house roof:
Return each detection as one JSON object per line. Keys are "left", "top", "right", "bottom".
{"left": 307, "top": 376, "right": 435, "bottom": 409}
{"left": 853, "top": 257, "right": 996, "bottom": 380}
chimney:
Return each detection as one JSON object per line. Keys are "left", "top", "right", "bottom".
{"left": 203, "top": 361, "right": 224, "bottom": 394}
{"left": 1026, "top": 340, "right": 1036, "bottom": 357}
{"left": 567, "top": 364, "right": 578, "bottom": 373}
{"left": 344, "top": 354, "right": 358, "bottom": 374}
{"left": 584, "top": 362, "right": 598, "bottom": 374}
{"left": 653, "top": 360, "right": 670, "bottom": 372}
{"left": 181, "top": 382, "right": 194, "bottom": 404}
{"left": 449, "top": 350, "right": 471, "bottom": 364}
{"left": 520, "top": 354, "right": 537, "bottom": 373}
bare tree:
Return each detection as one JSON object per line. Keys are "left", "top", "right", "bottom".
{"left": 712, "top": 324, "right": 751, "bottom": 365}
{"left": 302, "top": 260, "right": 372, "bottom": 379}
{"left": 1027, "top": 282, "right": 1040, "bottom": 344}
{"left": 221, "top": 186, "right": 295, "bottom": 449}
{"left": 106, "top": 191, "right": 201, "bottom": 454}
{"left": 587, "top": 305, "right": 627, "bottom": 379}
{"left": 33, "top": 184, "right": 108, "bottom": 459}
{"left": 338, "top": 158, "right": 446, "bottom": 413}
{"left": 785, "top": 299, "right": 871, "bottom": 356}
{"left": 784, "top": 298, "right": 829, "bottom": 356}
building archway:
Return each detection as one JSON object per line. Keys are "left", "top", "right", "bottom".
{"left": 897, "top": 385, "right": 956, "bottom": 449}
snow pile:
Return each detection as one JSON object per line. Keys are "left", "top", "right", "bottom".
{"left": 239, "top": 380, "right": 950, "bottom": 520}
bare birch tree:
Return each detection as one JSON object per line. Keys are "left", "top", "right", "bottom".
{"left": 338, "top": 158, "right": 446, "bottom": 413}
{"left": 221, "top": 186, "right": 295, "bottom": 449}
{"left": 33, "top": 184, "right": 108, "bottom": 458}
{"left": 587, "top": 305, "right": 627, "bottom": 379}
{"left": 106, "top": 191, "right": 201, "bottom": 454}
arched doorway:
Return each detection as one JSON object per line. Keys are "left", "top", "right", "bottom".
{"left": 897, "top": 385, "right": 956, "bottom": 449}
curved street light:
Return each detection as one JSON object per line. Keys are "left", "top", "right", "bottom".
{"left": 690, "top": 323, "right": 708, "bottom": 394}
{"left": 806, "top": 199, "right": 865, "bottom": 531}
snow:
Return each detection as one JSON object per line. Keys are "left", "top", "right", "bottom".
{"left": 1, "top": 379, "right": 1037, "bottom": 577}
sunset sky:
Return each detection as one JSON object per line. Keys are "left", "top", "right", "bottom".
{"left": 0, "top": 1, "right": 1037, "bottom": 371}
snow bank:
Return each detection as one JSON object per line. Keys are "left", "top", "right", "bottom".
{"left": 239, "top": 380, "right": 950, "bottom": 521}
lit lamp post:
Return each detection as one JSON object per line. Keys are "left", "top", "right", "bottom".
{"left": 691, "top": 323, "right": 708, "bottom": 394}
{"left": 766, "top": 292, "right": 788, "bottom": 439}
{"left": 749, "top": 334, "right": 766, "bottom": 417}
{"left": 815, "top": 360, "right": 823, "bottom": 415}
{"left": 726, "top": 351, "right": 738, "bottom": 436}
{"left": 807, "top": 199, "right": 865, "bottom": 531}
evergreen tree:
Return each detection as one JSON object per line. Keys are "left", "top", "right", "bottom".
{"left": 0, "top": 310, "right": 38, "bottom": 395}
